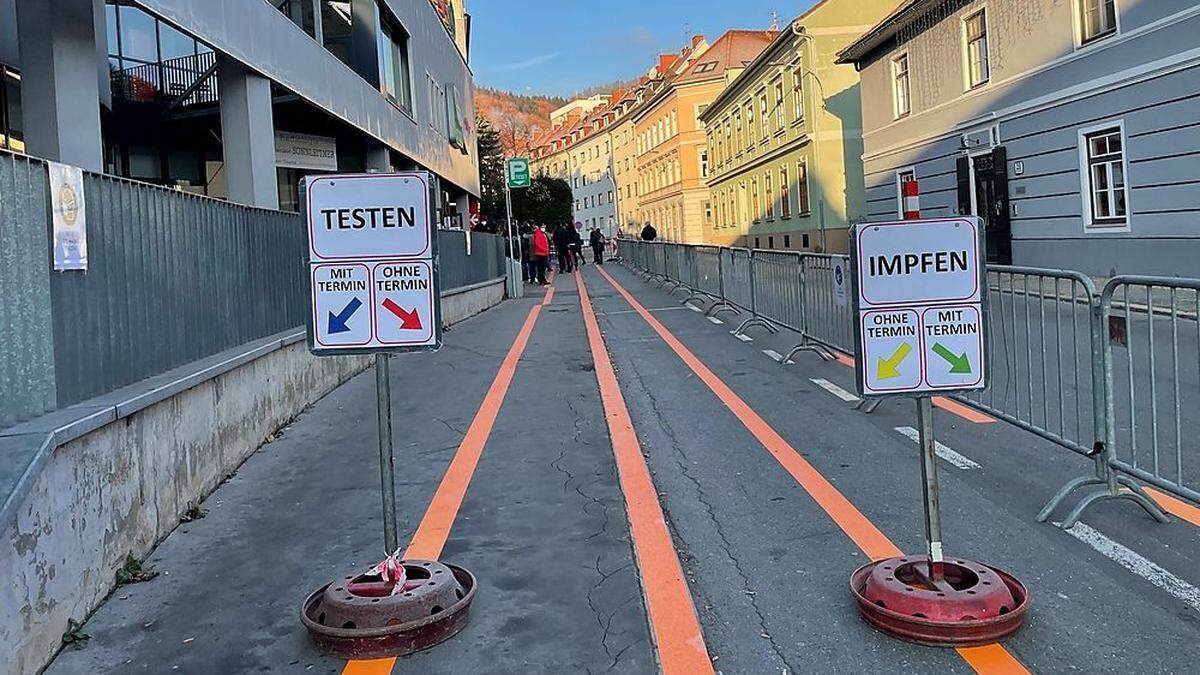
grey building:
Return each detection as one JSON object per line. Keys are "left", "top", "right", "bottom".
{"left": 0, "top": 0, "right": 477, "bottom": 219}
{"left": 839, "top": 0, "right": 1200, "bottom": 277}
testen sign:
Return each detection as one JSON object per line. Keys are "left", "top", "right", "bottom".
{"left": 850, "top": 217, "right": 987, "bottom": 397}
{"left": 304, "top": 173, "right": 442, "bottom": 355}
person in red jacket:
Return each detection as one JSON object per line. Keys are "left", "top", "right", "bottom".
{"left": 531, "top": 224, "right": 551, "bottom": 285}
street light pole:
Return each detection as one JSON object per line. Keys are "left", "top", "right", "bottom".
{"left": 793, "top": 27, "right": 828, "bottom": 252}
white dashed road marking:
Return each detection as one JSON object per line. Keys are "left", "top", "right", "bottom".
{"left": 686, "top": 303, "right": 703, "bottom": 313}
{"left": 894, "top": 427, "right": 982, "bottom": 470}
{"left": 707, "top": 317, "right": 724, "bottom": 325}
{"left": 734, "top": 333, "right": 754, "bottom": 343}
{"left": 1060, "top": 521, "right": 1200, "bottom": 614}
{"left": 762, "top": 349, "right": 793, "bottom": 363}
{"left": 810, "top": 378, "right": 860, "bottom": 402}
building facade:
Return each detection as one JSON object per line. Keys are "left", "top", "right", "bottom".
{"left": 610, "top": 108, "right": 640, "bottom": 237}
{"left": 701, "top": 0, "right": 900, "bottom": 251}
{"left": 530, "top": 49, "right": 703, "bottom": 238}
{"left": 839, "top": 0, "right": 1200, "bottom": 276}
{"left": 636, "top": 31, "right": 774, "bottom": 243}
{"left": 1, "top": 0, "right": 477, "bottom": 220}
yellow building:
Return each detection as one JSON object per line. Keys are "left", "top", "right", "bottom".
{"left": 701, "top": 0, "right": 901, "bottom": 251}
{"left": 609, "top": 96, "right": 640, "bottom": 237}
{"left": 634, "top": 31, "right": 775, "bottom": 243}
{"left": 531, "top": 45, "right": 707, "bottom": 237}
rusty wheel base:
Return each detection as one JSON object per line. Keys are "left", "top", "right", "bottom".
{"left": 301, "top": 561, "right": 476, "bottom": 659}
{"left": 850, "top": 555, "right": 1028, "bottom": 647}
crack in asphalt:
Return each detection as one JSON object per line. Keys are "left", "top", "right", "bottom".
{"left": 622, "top": 339, "right": 797, "bottom": 675}
{"left": 431, "top": 415, "right": 466, "bottom": 438}
{"left": 549, "top": 390, "right": 637, "bottom": 670}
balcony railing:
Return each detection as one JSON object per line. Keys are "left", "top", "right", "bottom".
{"left": 111, "top": 52, "right": 219, "bottom": 108}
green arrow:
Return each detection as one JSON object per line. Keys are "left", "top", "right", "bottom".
{"left": 932, "top": 343, "right": 972, "bottom": 374}
{"left": 877, "top": 343, "right": 912, "bottom": 380}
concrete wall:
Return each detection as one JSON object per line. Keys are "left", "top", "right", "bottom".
{"left": 0, "top": 279, "right": 507, "bottom": 674}
{"left": 857, "top": 0, "right": 1200, "bottom": 277}
{"left": 440, "top": 276, "right": 505, "bottom": 327}
{"left": 0, "top": 342, "right": 370, "bottom": 674}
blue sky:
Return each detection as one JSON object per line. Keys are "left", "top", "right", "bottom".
{"left": 469, "top": 1, "right": 819, "bottom": 96}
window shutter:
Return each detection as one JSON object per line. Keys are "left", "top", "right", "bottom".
{"left": 956, "top": 155, "right": 972, "bottom": 215}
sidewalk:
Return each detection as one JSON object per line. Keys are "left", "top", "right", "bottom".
{"left": 44, "top": 264, "right": 1200, "bottom": 674}
{"left": 46, "top": 274, "right": 653, "bottom": 674}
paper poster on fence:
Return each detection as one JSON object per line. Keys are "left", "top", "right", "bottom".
{"left": 48, "top": 161, "right": 88, "bottom": 271}
{"left": 833, "top": 259, "right": 848, "bottom": 307}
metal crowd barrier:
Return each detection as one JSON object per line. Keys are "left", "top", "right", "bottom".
{"left": 1102, "top": 276, "right": 1200, "bottom": 504}
{"left": 619, "top": 239, "right": 1197, "bottom": 523}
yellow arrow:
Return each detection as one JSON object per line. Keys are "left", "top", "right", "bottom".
{"left": 877, "top": 342, "right": 912, "bottom": 380}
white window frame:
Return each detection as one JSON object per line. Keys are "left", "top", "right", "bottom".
{"left": 757, "top": 87, "right": 768, "bottom": 142}
{"left": 1073, "top": 0, "right": 1121, "bottom": 49}
{"left": 699, "top": 147, "right": 709, "bottom": 179}
{"left": 780, "top": 165, "right": 791, "bottom": 219}
{"left": 961, "top": 6, "right": 991, "bottom": 91}
{"left": 891, "top": 52, "right": 911, "bottom": 119}
{"left": 1077, "top": 119, "right": 1132, "bottom": 233}
{"left": 791, "top": 63, "right": 805, "bottom": 122}
{"left": 895, "top": 167, "right": 917, "bottom": 218}
{"left": 796, "top": 160, "right": 810, "bottom": 215}
{"left": 772, "top": 76, "right": 785, "bottom": 132}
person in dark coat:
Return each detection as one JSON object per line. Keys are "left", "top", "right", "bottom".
{"left": 640, "top": 223, "right": 657, "bottom": 241}
{"left": 553, "top": 223, "right": 573, "bottom": 273}
{"left": 520, "top": 227, "right": 534, "bottom": 282}
{"left": 589, "top": 227, "right": 605, "bottom": 265}
{"left": 571, "top": 224, "right": 586, "bottom": 268}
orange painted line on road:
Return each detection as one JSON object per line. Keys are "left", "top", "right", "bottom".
{"left": 831, "top": 354, "right": 995, "bottom": 423}
{"left": 932, "top": 397, "right": 996, "bottom": 424}
{"left": 576, "top": 270, "right": 714, "bottom": 675}
{"left": 1143, "top": 487, "right": 1200, "bottom": 527}
{"left": 957, "top": 644, "right": 1032, "bottom": 674}
{"left": 597, "top": 266, "right": 1028, "bottom": 675}
{"left": 343, "top": 281, "right": 554, "bottom": 675}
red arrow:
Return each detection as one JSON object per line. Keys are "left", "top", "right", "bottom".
{"left": 382, "top": 298, "right": 422, "bottom": 330}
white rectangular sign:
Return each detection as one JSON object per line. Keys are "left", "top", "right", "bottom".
{"left": 307, "top": 174, "right": 433, "bottom": 261}
{"left": 48, "top": 161, "right": 88, "bottom": 271}
{"left": 851, "top": 217, "right": 986, "bottom": 397}
{"left": 275, "top": 131, "right": 338, "bottom": 172}
{"left": 305, "top": 173, "right": 441, "bottom": 355}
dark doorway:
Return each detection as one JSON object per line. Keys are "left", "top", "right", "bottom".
{"left": 957, "top": 148, "right": 1012, "bottom": 264}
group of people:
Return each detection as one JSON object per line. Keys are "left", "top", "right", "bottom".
{"left": 520, "top": 223, "right": 607, "bottom": 285}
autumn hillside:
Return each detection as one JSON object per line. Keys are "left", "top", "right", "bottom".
{"left": 475, "top": 87, "right": 565, "bottom": 157}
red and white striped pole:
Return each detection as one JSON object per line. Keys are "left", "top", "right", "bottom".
{"left": 903, "top": 179, "right": 921, "bottom": 220}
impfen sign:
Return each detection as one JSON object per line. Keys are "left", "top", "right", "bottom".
{"left": 304, "top": 173, "right": 442, "bottom": 355}
{"left": 849, "top": 217, "right": 987, "bottom": 397}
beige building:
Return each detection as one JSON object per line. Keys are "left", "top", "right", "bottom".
{"left": 701, "top": 0, "right": 901, "bottom": 251}
{"left": 530, "top": 44, "right": 709, "bottom": 236}
{"left": 634, "top": 31, "right": 775, "bottom": 243}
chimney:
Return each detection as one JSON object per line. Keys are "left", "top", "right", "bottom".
{"left": 692, "top": 34, "right": 704, "bottom": 48}
{"left": 658, "top": 53, "right": 676, "bottom": 74}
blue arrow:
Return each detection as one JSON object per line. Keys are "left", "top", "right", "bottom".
{"left": 328, "top": 297, "right": 362, "bottom": 334}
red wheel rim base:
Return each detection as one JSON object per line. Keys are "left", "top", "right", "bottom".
{"left": 849, "top": 555, "right": 1028, "bottom": 647}
{"left": 301, "top": 561, "right": 476, "bottom": 659}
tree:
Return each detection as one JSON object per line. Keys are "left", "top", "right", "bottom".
{"left": 512, "top": 175, "right": 572, "bottom": 227}
{"left": 475, "top": 115, "right": 506, "bottom": 232}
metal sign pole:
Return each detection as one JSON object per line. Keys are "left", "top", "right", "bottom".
{"left": 504, "top": 182, "right": 517, "bottom": 297}
{"left": 375, "top": 353, "right": 399, "bottom": 555}
{"left": 916, "top": 396, "right": 943, "bottom": 580}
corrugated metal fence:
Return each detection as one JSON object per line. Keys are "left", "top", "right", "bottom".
{"left": 0, "top": 149, "right": 504, "bottom": 427}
